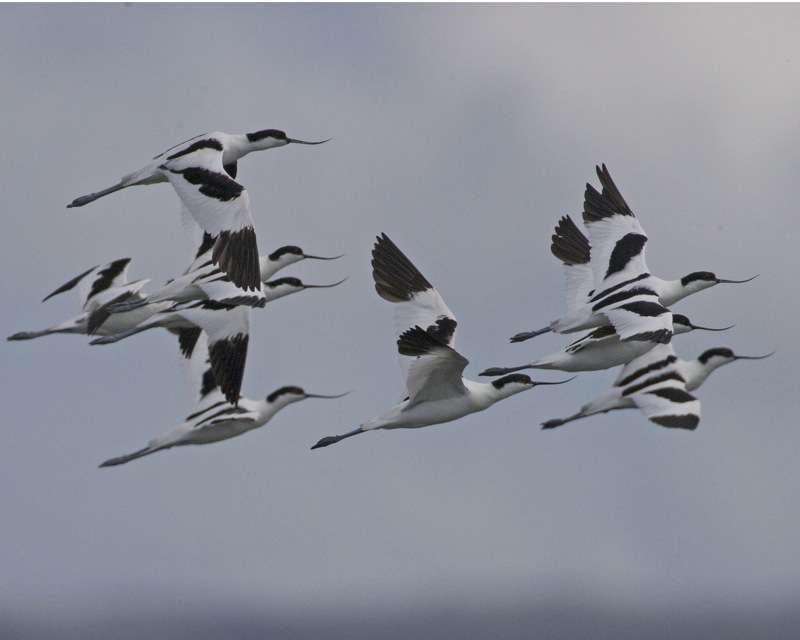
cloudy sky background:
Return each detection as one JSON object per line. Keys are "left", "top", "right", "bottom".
{"left": 2, "top": 4, "right": 799, "bottom": 635}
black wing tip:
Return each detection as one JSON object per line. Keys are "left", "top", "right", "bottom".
{"left": 396, "top": 325, "right": 446, "bottom": 357}
{"left": 212, "top": 227, "right": 261, "bottom": 292}
{"left": 371, "top": 232, "right": 432, "bottom": 302}
{"left": 209, "top": 333, "right": 249, "bottom": 406}
{"left": 551, "top": 214, "right": 591, "bottom": 265}
{"left": 583, "top": 163, "right": 634, "bottom": 222}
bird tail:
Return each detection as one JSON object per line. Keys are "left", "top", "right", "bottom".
{"left": 99, "top": 445, "right": 163, "bottom": 467}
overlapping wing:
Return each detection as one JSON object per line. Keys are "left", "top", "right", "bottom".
{"left": 583, "top": 165, "right": 651, "bottom": 293}
{"left": 371, "top": 233, "right": 458, "bottom": 376}
{"left": 159, "top": 143, "right": 260, "bottom": 291}
{"left": 550, "top": 215, "right": 594, "bottom": 316}
{"left": 614, "top": 343, "right": 700, "bottom": 430}
{"left": 42, "top": 258, "right": 132, "bottom": 311}
{"left": 397, "top": 326, "right": 469, "bottom": 405}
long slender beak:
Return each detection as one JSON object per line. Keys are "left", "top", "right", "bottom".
{"left": 533, "top": 376, "right": 577, "bottom": 386}
{"left": 303, "top": 253, "right": 345, "bottom": 261}
{"left": 691, "top": 323, "right": 735, "bottom": 332}
{"left": 716, "top": 274, "right": 759, "bottom": 284}
{"left": 304, "top": 391, "right": 352, "bottom": 399}
{"left": 287, "top": 137, "right": 331, "bottom": 145}
{"left": 733, "top": 351, "right": 775, "bottom": 360}
{"left": 303, "top": 277, "right": 348, "bottom": 289}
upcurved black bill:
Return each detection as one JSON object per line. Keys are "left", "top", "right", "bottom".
{"left": 733, "top": 351, "right": 775, "bottom": 360}
{"left": 691, "top": 323, "right": 735, "bottom": 332}
{"left": 305, "top": 391, "right": 352, "bottom": 399}
{"left": 716, "top": 274, "right": 759, "bottom": 284}
{"left": 304, "top": 253, "right": 345, "bottom": 261}
{"left": 288, "top": 137, "right": 331, "bottom": 145}
{"left": 303, "top": 277, "right": 348, "bottom": 289}
{"left": 533, "top": 376, "right": 577, "bottom": 386}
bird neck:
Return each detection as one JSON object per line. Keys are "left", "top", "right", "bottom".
{"left": 259, "top": 255, "right": 301, "bottom": 281}
{"left": 227, "top": 133, "right": 254, "bottom": 161}
{"left": 677, "top": 359, "right": 716, "bottom": 391}
{"left": 651, "top": 277, "right": 687, "bottom": 306}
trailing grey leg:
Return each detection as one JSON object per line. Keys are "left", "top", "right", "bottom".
{"left": 67, "top": 182, "right": 127, "bottom": 208}
{"left": 541, "top": 411, "right": 586, "bottom": 430}
{"left": 99, "top": 445, "right": 165, "bottom": 468}
{"left": 509, "top": 326, "right": 552, "bottom": 343}
{"left": 311, "top": 427, "right": 365, "bottom": 450}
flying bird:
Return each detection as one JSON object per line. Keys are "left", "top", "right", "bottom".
{"left": 67, "top": 130, "right": 328, "bottom": 291}
{"left": 6, "top": 258, "right": 170, "bottom": 341}
{"left": 509, "top": 166, "right": 757, "bottom": 343}
{"left": 541, "top": 344, "right": 772, "bottom": 430}
{"left": 310, "top": 234, "right": 573, "bottom": 450}
{"left": 99, "top": 334, "right": 347, "bottom": 467}
{"left": 481, "top": 314, "right": 733, "bottom": 376}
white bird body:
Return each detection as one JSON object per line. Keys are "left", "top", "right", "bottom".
{"left": 481, "top": 314, "right": 732, "bottom": 376}
{"left": 311, "top": 234, "right": 572, "bottom": 450}
{"left": 541, "top": 345, "right": 771, "bottom": 430}
{"left": 510, "top": 166, "right": 756, "bottom": 344}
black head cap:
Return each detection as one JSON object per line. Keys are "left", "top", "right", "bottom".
{"left": 672, "top": 313, "right": 691, "bottom": 327}
{"left": 268, "top": 246, "right": 303, "bottom": 261}
{"left": 698, "top": 347, "right": 734, "bottom": 364}
{"left": 266, "top": 277, "right": 303, "bottom": 288}
{"left": 247, "top": 129, "right": 288, "bottom": 142}
{"left": 681, "top": 271, "right": 716, "bottom": 286}
{"left": 491, "top": 373, "right": 532, "bottom": 389}
{"left": 267, "top": 385, "right": 304, "bottom": 402}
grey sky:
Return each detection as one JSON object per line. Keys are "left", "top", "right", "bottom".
{"left": 1, "top": 3, "right": 799, "bottom": 631}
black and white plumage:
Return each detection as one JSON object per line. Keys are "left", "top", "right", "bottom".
{"left": 310, "top": 234, "right": 572, "bottom": 450}
{"left": 510, "top": 165, "right": 757, "bottom": 343}
{"left": 6, "top": 258, "right": 167, "bottom": 341}
{"left": 91, "top": 300, "right": 251, "bottom": 405}
{"left": 99, "top": 333, "right": 348, "bottom": 467}
{"left": 67, "top": 129, "right": 329, "bottom": 291}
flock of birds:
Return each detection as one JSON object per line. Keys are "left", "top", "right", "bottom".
{"left": 8, "top": 127, "right": 772, "bottom": 466}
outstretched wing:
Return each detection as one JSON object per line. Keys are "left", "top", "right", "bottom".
{"left": 371, "top": 233, "right": 458, "bottom": 378}
{"left": 176, "top": 302, "right": 250, "bottom": 405}
{"left": 42, "top": 258, "right": 132, "bottom": 311}
{"left": 550, "top": 215, "right": 594, "bottom": 315}
{"left": 600, "top": 298, "right": 673, "bottom": 344}
{"left": 159, "top": 142, "right": 260, "bottom": 291}
{"left": 397, "top": 326, "right": 468, "bottom": 405}
{"left": 615, "top": 343, "right": 700, "bottom": 430}
{"left": 583, "top": 165, "right": 651, "bottom": 293}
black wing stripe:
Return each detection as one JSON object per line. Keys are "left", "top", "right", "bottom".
{"left": 371, "top": 233, "right": 433, "bottom": 302}
{"left": 212, "top": 227, "right": 261, "bottom": 291}
{"left": 86, "top": 290, "right": 134, "bottom": 335}
{"left": 647, "top": 387, "right": 696, "bottom": 403}
{"left": 166, "top": 138, "right": 223, "bottom": 161}
{"left": 590, "top": 273, "right": 650, "bottom": 303}
{"left": 397, "top": 325, "right": 446, "bottom": 357}
{"left": 87, "top": 258, "right": 131, "bottom": 301}
{"left": 592, "top": 286, "right": 658, "bottom": 312}
{"left": 626, "top": 329, "right": 672, "bottom": 344}
{"left": 617, "top": 301, "right": 669, "bottom": 317}
{"left": 550, "top": 215, "right": 591, "bottom": 265}
{"left": 177, "top": 327, "right": 202, "bottom": 359}
{"left": 622, "top": 371, "right": 685, "bottom": 396}
{"left": 605, "top": 233, "right": 648, "bottom": 279}
{"left": 617, "top": 355, "right": 677, "bottom": 387}
{"left": 42, "top": 264, "right": 98, "bottom": 302}
{"left": 208, "top": 333, "right": 248, "bottom": 405}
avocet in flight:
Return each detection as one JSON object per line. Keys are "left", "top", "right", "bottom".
{"left": 509, "top": 166, "right": 756, "bottom": 344}
{"left": 99, "top": 334, "right": 348, "bottom": 467}
{"left": 6, "top": 258, "right": 170, "bottom": 341}
{"left": 91, "top": 275, "right": 346, "bottom": 404}
{"left": 109, "top": 233, "right": 344, "bottom": 313}
{"left": 541, "top": 343, "right": 772, "bottom": 430}
{"left": 68, "top": 130, "right": 327, "bottom": 291}
{"left": 481, "top": 313, "right": 733, "bottom": 376}
{"left": 310, "top": 234, "right": 573, "bottom": 450}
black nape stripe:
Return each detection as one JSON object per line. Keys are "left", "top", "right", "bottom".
{"left": 372, "top": 233, "right": 433, "bottom": 302}
{"left": 268, "top": 246, "right": 303, "bottom": 261}
{"left": 491, "top": 373, "right": 532, "bottom": 389}
{"left": 647, "top": 387, "right": 695, "bottom": 403}
{"left": 267, "top": 386, "right": 304, "bottom": 403}
{"left": 681, "top": 271, "right": 716, "bottom": 286}
{"left": 618, "top": 300, "right": 669, "bottom": 317}
{"left": 247, "top": 129, "right": 287, "bottom": 142}
{"left": 651, "top": 414, "right": 699, "bottom": 430}
{"left": 592, "top": 286, "right": 657, "bottom": 312}
{"left": 266, "top": 277, "right": 302, "bottom": 288}
{"left": 550, "top": 215, "right": 590, "bottom": 265}
{"left": 698, "top": 347, "right": 734, "bottom": 364}
{"left": 212, "top": 226, "right": 261, "bottom": 291}
{"left": 617, "top": 355, "right": 677, "bottom": 387}
{"left": 605, "top": 233, "right": 648, "bottom": 279}
{"left": 622, "top": 371, "right": 685, "bottom": 396}
{"left": 166, "top": 138, "right": 223, "bottom": 161}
